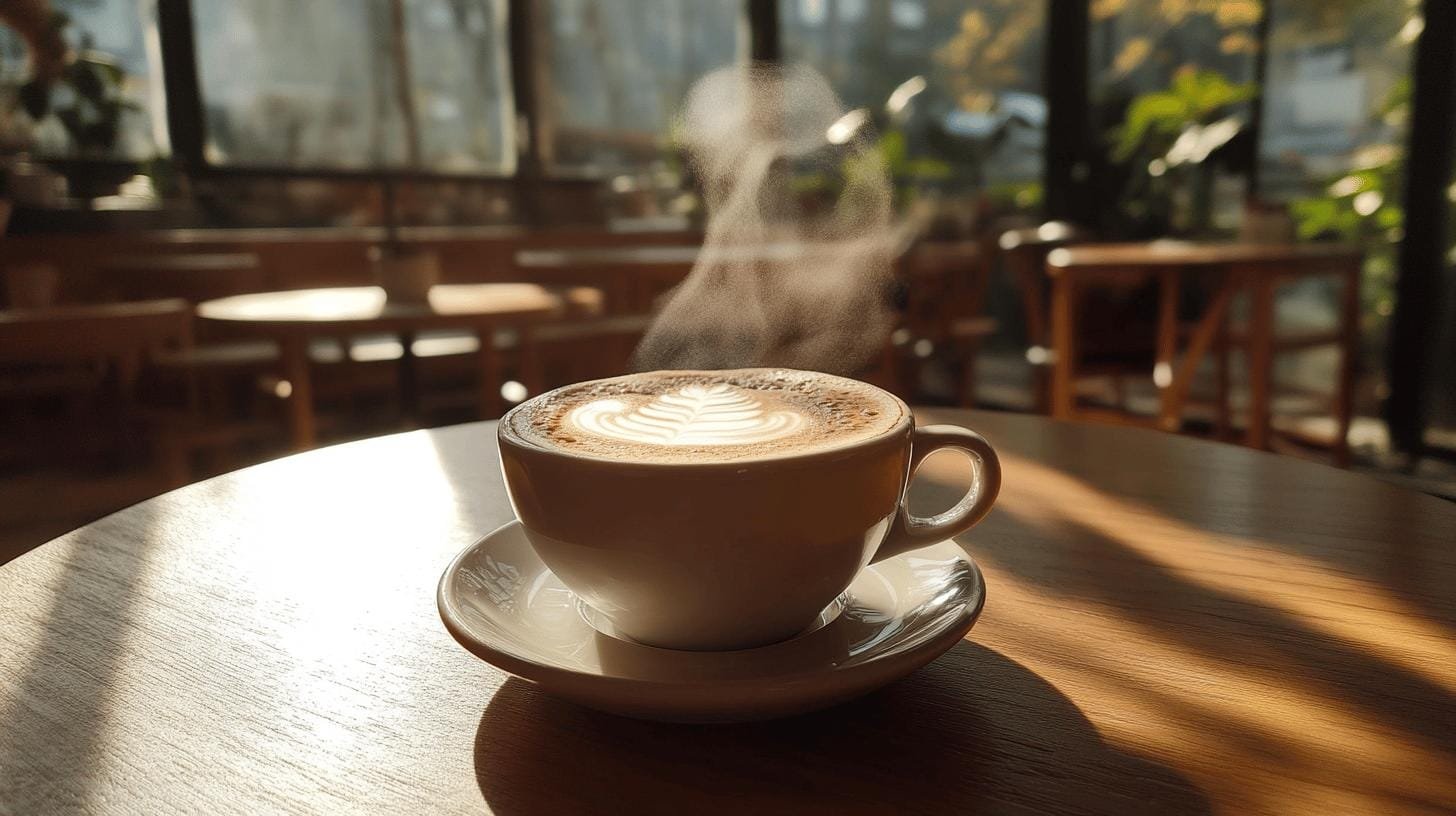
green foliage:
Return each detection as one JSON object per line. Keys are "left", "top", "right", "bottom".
{"left": 1290, "top": 148, "right": 1409, "bottom": 320}
{"left": 875, "top": 130, "right": 953, "bottom": 183}
{"left": 1284, "top": 75, "right": 1456, "bottom": 338}
{"left": 6, "top": 17, "right": 136, "bottom": 156}
{"left": 1289, "top": 144, "right": 1454, "bottom": 328}
{"left": 1286, "top": 73, "right": 1454, "bottom": 327}
{"left": 1112, "top": 69, "right": 1256, "bottom": 162}
{"left": 985, "top": 180, "right": 1042, "bottom": 211}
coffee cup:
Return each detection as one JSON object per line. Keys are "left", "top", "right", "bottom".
{"left": 497, "top": 368, "right": 1000, "bottom": 651}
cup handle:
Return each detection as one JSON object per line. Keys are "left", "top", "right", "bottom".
{"left": 872, "top": 425, "right": 1002, "bottom": 564}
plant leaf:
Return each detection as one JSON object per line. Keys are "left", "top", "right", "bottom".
{"left": 18, "top": 80, "right": 50, "bottom": 120}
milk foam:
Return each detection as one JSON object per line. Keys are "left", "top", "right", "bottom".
{"left": 503, "top": 369, "right": 905, "bottom": 463}
{"left": 569, "top": 383, "right": 804, "bottom": 446}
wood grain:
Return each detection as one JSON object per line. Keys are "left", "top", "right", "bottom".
{"left": 2, "top": 411, "right": 1454, "bottom": 815}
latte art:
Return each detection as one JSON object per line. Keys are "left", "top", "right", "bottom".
{"left": 503, "top": 369, "right": 906, "bottom": 463}
{"left": 570, "top": 384, "right": 804, "bottom": 446}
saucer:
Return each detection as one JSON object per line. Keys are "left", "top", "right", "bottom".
{"left": 437, "top": 521, "right": 986, "bottom": 723}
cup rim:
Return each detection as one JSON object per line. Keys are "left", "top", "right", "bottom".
{"left": 497, "top": 368, "right": 914, "bottom": 470}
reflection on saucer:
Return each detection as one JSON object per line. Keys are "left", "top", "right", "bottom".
{"left": 439, "top": 521, "right": 985, "bottom": 723}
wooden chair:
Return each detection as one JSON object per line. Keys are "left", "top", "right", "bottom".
{"left": 996, "top": 222, "right": 1094, "bottom": 413}
{"left": 0, "top": 299, "right": 195, "bottom": 485}
{"left": 97, "top": 253, "right": 265, "bottom": 304}
{"left": 890, "top": 239, "right": 996, "bottom": 406}
{"left": 513, "top": 246, "right": 695, "bottom": 316}
{"left": 512, "top": 314, "right": 655, "bottom": 398}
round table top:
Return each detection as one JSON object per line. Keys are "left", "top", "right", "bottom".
{"left": 2, "top": 410, "right": 1453, "bottom": 815}
{"left": 196, "top": 283, "right": 604, "bottom": 334}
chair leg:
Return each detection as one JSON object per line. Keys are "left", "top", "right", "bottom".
{"left": 1246, "top": 279, "right": 1276, "bottom": 452}
{"left": 519, "top": 326, "right": 546, "bottom": 399}
{"left": 958, "top": 340, "right": 979, "bottom": 408}
{"left": 1214, "top": 320, "right": 1231, "bottom": 441}
{"left": 397, "top": 331, "right": 419, "bottom": 427}
{"left": 868, "top": 340, "right": 900, "bottom": 397}
{"left": 155, "top": 434, "right": 191, "bottom": 490}
{"left": 477, "top": 336, "right": 504, "bottom": 419}
{"left": 1333, "top": 267, "right": 1361, "bottom": 467}
{"left": 1031, "top": 366, "right": 1052, "bottom": 415}
{"left": 1049, "top": 278, "right": 1079, "bottom": 420}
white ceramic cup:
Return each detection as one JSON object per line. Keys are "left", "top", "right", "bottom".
{"left": 497, "top": 369, "right": 1001, "bottom": 651}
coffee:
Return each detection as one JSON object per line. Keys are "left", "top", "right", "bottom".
{"left": 497, "top": 367, "right": 1001, "bottom": 650}
{"left": 503, "top": 369, "right": 905, "bottom": 463}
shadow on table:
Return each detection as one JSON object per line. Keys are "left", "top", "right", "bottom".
{"left": 951, "top": 413, "right": 1456, "bottom": 633}
{"left": 968, "top": 507, "right": 1456, "bottom": 763}
{"left": 473, "top": 641, "right": 1211, "bottom": 815}
{"left": 0, "top": 499, "right": 167, "bottom": 811}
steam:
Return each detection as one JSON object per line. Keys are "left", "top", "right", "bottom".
{"left": 632, "top": 63, "right": 899, "bottom": 375}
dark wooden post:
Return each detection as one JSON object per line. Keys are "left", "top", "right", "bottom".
{"left": 1044, "top": 0, "right": 1093, "bottom": 225}
{"left": 1387, "top": 0, "right": 1456, "bottom": 455}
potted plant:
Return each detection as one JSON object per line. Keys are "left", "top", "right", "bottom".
{"left": 1, "top": 2, "right": 142, "bottom": 200}
{"left": 1109, "top": 68, "right": 1256, "bottom": 237}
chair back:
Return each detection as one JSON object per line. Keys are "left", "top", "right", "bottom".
{"left": 998, "top": 222, "right": 1092, "bottom": 349}
{"left": 0, "top": 299, "right": 193, "bottom": 364}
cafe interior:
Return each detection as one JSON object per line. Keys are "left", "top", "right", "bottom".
{"left": 1, "top": 0, "right": 1453, "bottom": 562}
{"left": 5, "top": 3, "right": 1456, "bottom": 814}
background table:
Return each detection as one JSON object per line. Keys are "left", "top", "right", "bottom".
{"left": 1046, "top": 242, "right": 1361, "bottom": 463}
{"left": 2, "top": 411, "right": 1453, "bottom": 814}
{"left": 198, "top": 283, "right": 603, "bottom": 448}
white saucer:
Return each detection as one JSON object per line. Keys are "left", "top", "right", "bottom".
{"left": 437, "top": 520, "right": 986, "bottom": 723}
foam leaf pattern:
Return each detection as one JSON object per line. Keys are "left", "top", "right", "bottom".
{"left": 569, "top": 384, "right": 804, "bottom": 446}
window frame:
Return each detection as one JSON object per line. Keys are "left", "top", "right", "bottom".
{"left": 58, "top": 0, "right": 1456, "bottom": 458}
{"left": 162, "top": 0, "right": 525, "bottom": 184}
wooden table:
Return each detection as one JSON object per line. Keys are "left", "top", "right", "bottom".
{"left": 3, "top": 410, "right": 1452, "bottom": 814}
{"left": 1046, "top": 242, "right": 1361, "bottom": 463}
{"left": 197, "top": 284, "right": 603, "bottom": 449}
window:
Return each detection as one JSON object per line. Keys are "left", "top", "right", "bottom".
{"left": 191, "top": 0, "right": 513, "bottom": 173}
{"left": 1257, "top": 3, "right": 1420, "bottom": 390}
{"left": 1258, "top": 2, "right": 1417, "bottom": 200}
{"left": 536, "top": 0, "right": 744, "bottom": 176}
{"left": 0, "top": 0, "right": 166, "bottom": 160}
{"left": 781, "top": 0, "right": 1047, "bottom": 212}
{"left": 1090, "top": 0, "right": 1261, "bottom": 236}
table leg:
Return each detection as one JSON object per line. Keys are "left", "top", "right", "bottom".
{"left": 958, "top": 337, "right": 979, "bottom": 408}
{"left": 1049, "top": 275, "right": 1078, "bottom": 420}
{"left": 477, "top": 328, "right": 503, "bottom": 420}
{"left": 1214, "top": 316, "right": 1232, "bottom": 440}
{"left": 280, "top": 336, "right": 316, "bottom": 450}
{"left": 398, "top": 330, "right": 419, "bottom": 425}
{"left": 1246, "top": 278, "right": 1276, "bottom": 451}
{"left": 1016, "top": 259, "right": 1053, "bottom": 414}
{"left": 1160, "top": 279, "right": 1234, "bottom": 433}
{"left": 1155, "top": 268, "right": 1181, "bottom": 428}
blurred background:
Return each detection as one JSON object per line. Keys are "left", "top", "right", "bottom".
{"left": 1, "top": 0, "right": 1453, "bottom": 561}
